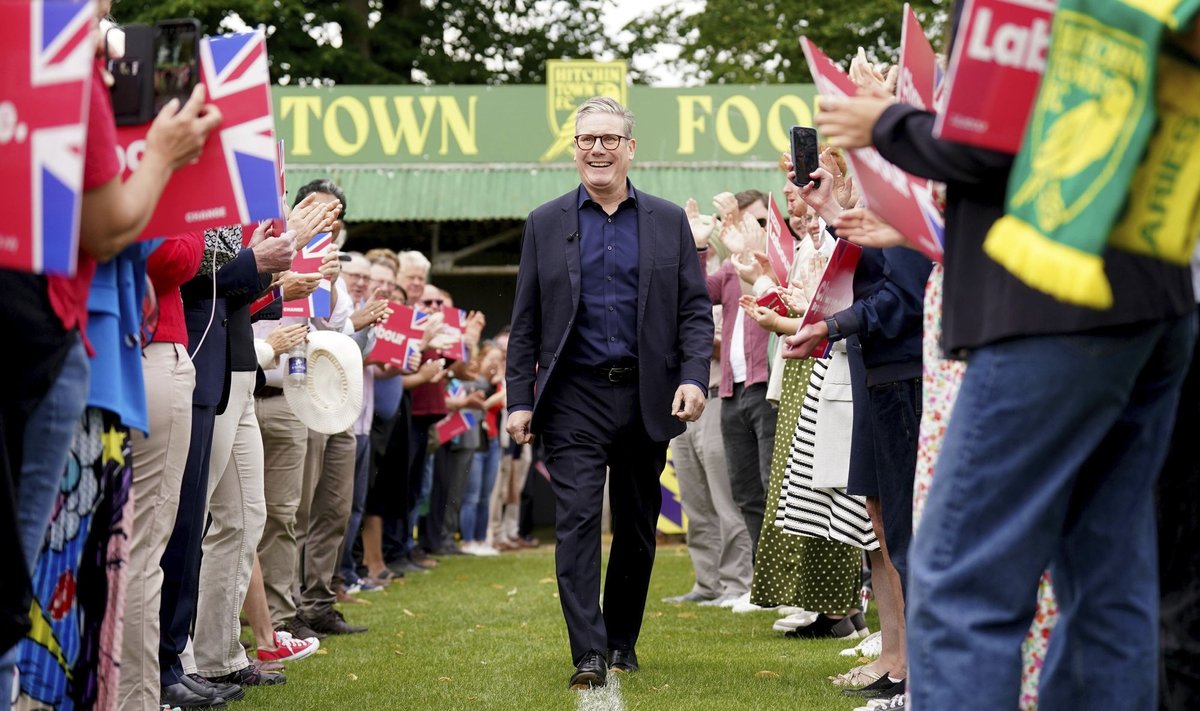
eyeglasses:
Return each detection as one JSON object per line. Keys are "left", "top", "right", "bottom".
{"left": 421, "top": 299, "right": 445, "bottom": 307}
{"left": 574, "top": 134, "right": 629, "bottom": 151}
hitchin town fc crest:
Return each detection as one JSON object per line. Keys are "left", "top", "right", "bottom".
{"left": 541, "top": 59, "right": 628, "bottom": 161}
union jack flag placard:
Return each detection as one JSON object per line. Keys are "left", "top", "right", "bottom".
{"left": 434, "top": 380, "right": 477, "bottom": 445}
{"left": 0, "top": 0, "right": 94, "bottom": 276}
{"left": 116, "top": 30, "right": 282, "bottom": 239}
{"left": 372, "top": 301, "right": 426, "bottom": 369}
{"left": 281, "top": 231, "right": 332, "bottom": 318}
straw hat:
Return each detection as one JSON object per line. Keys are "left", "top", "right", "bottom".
{"left": 284, "top": 331, "right": 363, "bottom": 434}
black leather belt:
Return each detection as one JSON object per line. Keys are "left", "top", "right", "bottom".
{"left": 573, "top": 364, "right": 638, "bottom": 383}
{"left": 256, "top": 385, "right": 285, "bottom": 398}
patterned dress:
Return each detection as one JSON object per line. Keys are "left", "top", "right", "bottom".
{"left": 913, "top": 265, "right": 1057, "bottom": 710}
{"left": 17, "top": 409, "right": 133, "bottom": 711}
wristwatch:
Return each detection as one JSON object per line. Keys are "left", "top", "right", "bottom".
{"left": 824, "top": 315, "right": 843, "bottom": 342}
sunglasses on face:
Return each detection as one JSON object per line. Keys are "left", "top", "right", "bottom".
{"left": 421, "top": 299, "right": 445, "bottom": 307}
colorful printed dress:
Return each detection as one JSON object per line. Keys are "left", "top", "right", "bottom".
{"left": 913, "top": 265, "right": 1058, "bottom": 710}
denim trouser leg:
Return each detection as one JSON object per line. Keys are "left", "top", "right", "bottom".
{"left": 460, "top": 450, "right": 486, "bottom": 544}
{"left": 908, "top": 315, "right": 1196, "bottom": 711}
{"left": 339, "top": 435, "right": 371, "bottom": 584}
{"left": 0, "top": 337, "right": 89, "bottom": 709}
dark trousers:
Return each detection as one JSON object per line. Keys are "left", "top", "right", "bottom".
{"left": 540, "top": 373, "right": 666, "bottom": 665}
{"left": 425, "top": 443, "right": 473, "bottom": 552}
{"left": 1159, "top": 307, "right": 1200, "bottom": 711}
{"left": 158, "top": 403, "right": 217, "bottom": 686}
{"left": 867, "top": 377, "right": 921, "bottom": 595}
{"left": 719, "top": 382, "right": 777, "bottom": 553}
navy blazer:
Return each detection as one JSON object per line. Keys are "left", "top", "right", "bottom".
{"left": 182, "top": 247, "right": 270, "bottom": 413}
{"left": 506, "top": 186, "right": 714, "bottom": 443}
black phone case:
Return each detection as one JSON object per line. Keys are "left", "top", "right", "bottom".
{"left": 790, "top": 126, "right": 821, "bottom": 189}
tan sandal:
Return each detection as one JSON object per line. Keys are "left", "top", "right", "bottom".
{"left": 829, "top": 665, "right": 884, "bottom": 689}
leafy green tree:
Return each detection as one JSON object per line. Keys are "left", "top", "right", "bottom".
{"left": 114, "top": 0, "right": 610, "bottom": 85}
{"left": 620, "top": 0, "right": 947, "bottom": 84}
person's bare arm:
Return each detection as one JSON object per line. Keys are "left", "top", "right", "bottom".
{"left": 80, "top": 85, "right": 221, "bottom": 260}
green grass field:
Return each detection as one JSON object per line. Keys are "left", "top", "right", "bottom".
{"left": 234, "top": 540, "right": 877, "bottom": 710}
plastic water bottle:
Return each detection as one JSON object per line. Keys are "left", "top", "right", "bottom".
{"left": 287, "top": 342, "right": 307, "bottom": 385}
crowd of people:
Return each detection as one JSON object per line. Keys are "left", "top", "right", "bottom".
{"left": 1, "top": 3, "right": 539, "bottom": 709}
{"left": 3, "top": 1, "right": 1199, "bottom": 710}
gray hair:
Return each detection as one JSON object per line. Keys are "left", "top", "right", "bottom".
{"left": 575, "top": 96, "right": 635, "bottom": 138}
{"left": 398, "top": 250, "right": 431, "bottom": 276}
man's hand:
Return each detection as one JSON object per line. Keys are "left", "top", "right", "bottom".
{"left": 507, "top": 409, "right": 534, "bottom": 445}
{"left": 833, "top": 208, "right": 914, "bottom": 251}
{"left": 672, "top": 384, "right": 706, "bottom": 423}
{"left": 815, "top": 95, "right": 894, "bottom": 150}
{"left": 265, "top": 324, "right": 307, "bottom": 357}
{"left": 795, "top": 166, "right": 846, "bottom": 226}
{"left": 415, "top": 358, "right": 448, "bottom": 383}
{"left": 350, "top": 298, "right": 391, "bottom": 332}
{"left": 144, "top": 84, "right": 222, "bottom": 171}
{"left": 783, "top": 319, "right": 830, "bottom": 358}
{"left": 419, "top": 312, "right": 446, "bottom": 348}
{"left": 686, "top": 198, "right": 717, "bottom": 249}
{"left": 280, "top": 271, "right": 322, "bottom": 301}
{"left": 252, "top": 230, "right": 296, "bottom": 273}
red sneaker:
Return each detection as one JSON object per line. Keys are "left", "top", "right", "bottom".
{"left": 257, "top": 630, "right": 320, "bottom": 664}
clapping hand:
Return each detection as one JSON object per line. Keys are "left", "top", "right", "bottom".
{"left": 251, "top": 227, "right": 297, "bottom": 273}
{"left": 350, "top": 290, "right": 392, "bottom": 331}
{"left": 848, "top": 48, "right": 898, "bottom": 98}
{"left": 288, "top": 193, "right": 342, "bottom": 246}
{"left": 318, "top": 249, "right": 341, "bottom": 282}
{"left": 265, "top": 324, "right": 307, "bottom": 357}
{"left": 833, "top": 208, "right": 914, "bottom": 251}
{"left": 820, "top": 148, "right": 858, "bottom": 210}
{"left": 815, "top": 95, "right": 895, "bottom": 150}
{"left": 732, "top": 250, "right": 770, "bottom": 286}
{"left": 686, "top": 198, "right": 717, "bottom": 249}
{"left": 280, "top": 271, "right": 322, "bottom": 301}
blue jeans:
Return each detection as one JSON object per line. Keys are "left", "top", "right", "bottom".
{"left": 908, "top": 314, "right": 1197, "bottom": 711}
{"left": 0, "top": 336, "right": 89, "bottom": 710}
{"left": 460, "top": 439, "right": 500, "bottom": 543}
{"left": 339, "top": 435, "right": 371, "bottom": 585}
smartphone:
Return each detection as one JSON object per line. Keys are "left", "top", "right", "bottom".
{"left": 153, "top": 19, "right": 201, "bottom": 113}
{"left": 790, "top": 126, "right": 821, "bottom": 189}
{"left": 109, "top": 24, "right": 155, "bottom": 126}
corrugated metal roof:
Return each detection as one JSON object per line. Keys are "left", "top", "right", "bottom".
{"left": 288, "top": 165, "right": 784, "bottom": 222}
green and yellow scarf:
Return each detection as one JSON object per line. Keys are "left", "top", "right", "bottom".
{"left": 984, "top": 0, "right": 1200, "bottom": 309}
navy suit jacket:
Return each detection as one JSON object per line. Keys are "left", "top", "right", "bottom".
{"left": 506, "top": 186, "right": 714, "bottom": 443}
{"left": 182, "top": 248, "right": 270, "bottom": 412}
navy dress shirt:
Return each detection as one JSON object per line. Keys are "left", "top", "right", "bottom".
{"left": 562, "top": 185, "right": 642, "bottom": 367}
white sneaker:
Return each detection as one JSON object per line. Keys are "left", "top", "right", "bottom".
{"left": 698, "top": 594, "right": 736, "bottom": 608}
{"left": 840, "top": 630, "right": 882, "bottom": 658}
{"left": 772, "top": 611, "right": 819, "bottom": 631}
{"left": 732, "top": 598, "right": 776, "bottom": 614}
{"left": 473, "top": 544, "right": 500, "bottom": 556}
{"left": 777, "top": 606, "right": 807, "bottom": 617}
{"left": 461, "top": 542, "right": 481, "bottom": 555}
{"left": 719, "top": 592, "right": 749, "bottom": 609}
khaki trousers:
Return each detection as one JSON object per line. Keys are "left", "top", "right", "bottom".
{"left": 296, "top": 428, "right": 356, "bottom": 616}
{"left": 255, "top": 394, "right": 307, "bottom": 628}
{"left": 192, "top": 371, "right": 266, "bottom": 675}
{"left": 119, "top": 343, "right": 195, "bottom": 711}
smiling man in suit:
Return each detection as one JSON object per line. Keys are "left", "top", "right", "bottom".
{"left": 506, "top": 96, "right": 714, "bottom": 690}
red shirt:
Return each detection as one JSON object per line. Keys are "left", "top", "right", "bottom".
{"left": 147, "top": 232, "right": 205, "bottom": 345}
{"left": 46, "top": 61, "right": 120, "bottom": 354}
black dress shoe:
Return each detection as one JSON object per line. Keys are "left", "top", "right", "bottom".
{"left": 184, "top": 673, "right": 245, "bottom": 702}
{"left": 569, "top": 650, "right": 607, "bottom": 690}
{"left": 608, "top": 648, "right": 639, "bottom": 673}
{"left": 282, "top": 618, "right": 326, "bottom": 641}
{"left": 161, "top": 681, "right": 227, "bottom": 709}
{"left": 304, "top": 607, "right": 368, "bottom": 635}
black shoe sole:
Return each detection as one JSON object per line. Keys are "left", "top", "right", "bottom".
{"left": 569, "top": 672, "right": 606, "bottom": 690}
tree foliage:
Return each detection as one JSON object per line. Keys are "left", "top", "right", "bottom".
{"left": 113, "top": 0, "right": 610, "bottom": 85}
{"left": 619, "top": 0, "right": 948, "bottom": 85}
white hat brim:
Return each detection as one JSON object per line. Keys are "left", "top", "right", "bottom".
{"left": 284, "top": 331, "right": 364, "bottom": 435}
